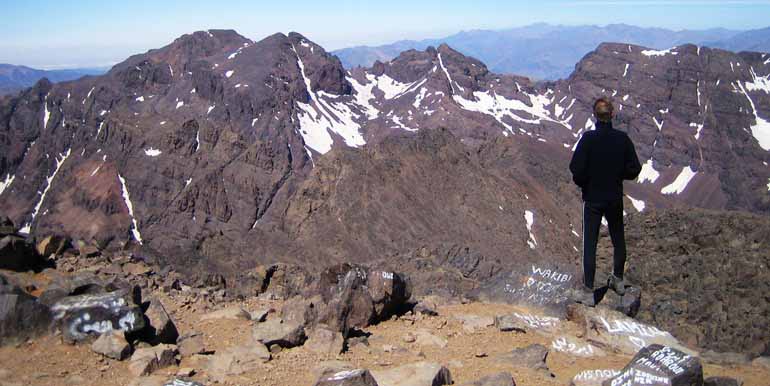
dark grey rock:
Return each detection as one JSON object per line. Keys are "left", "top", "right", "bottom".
{"left": 602, "top": 344, "right": 703, "bottom": 386}
{"left": 704, "top": 376, "right": 742, "bottom": 386}
{"left": 495, "top": 344, "right": 550, "bottom": 374}
{"left": 0, "top": 286, "right": 53, "bottom": 345}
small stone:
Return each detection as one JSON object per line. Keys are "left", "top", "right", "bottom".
{"left": 402, "top": 333, "right": 416, "bottom": 343}
{"left": 177, "top": 332, "right": 211, "bottom": 357}
{"left": 495, "top": 344, "right": 550, "bottom": 373}
{"left": 475, "top": 352, "right": 488, "bottom": 358}
{"left": 414, "top": 329, "right": 448, "bottom": 348}
{"left": 249, "top": 308, "right": 271, "bottom": 322}
{"left": 176, "top": 367, "right": 196, "bottom": 377}
{"left": 252, "top": 317, "right": 306, "bottom": 348}
{"left": 205, "top": 343, "right": 270, "bottom": 381}
{"left": 91, "top": 330, "right": 132, "bottom": 360}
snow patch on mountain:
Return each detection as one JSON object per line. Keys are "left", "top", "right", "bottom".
{"left": 42, "top": 94, "right": 50, "bottom": 129}
{"left": 736, "top": 80, "right": 770, "bottom": 150}
{"left": 524, "top": 210, "right": 537, "bottom": 249}
{"left": 144, "top": 148, "right": 162, "bottom": 157}
{"left": 20, "top": 148, "right": 71, "bottom": 234}
{"left": 0, "top": 174, "right": 15, "bottom": 196}
{"left": 626, "top": 195, "right": 645, "bottom": 212}
{"left": 637, "top": 159, "right": 660, "bottom": 184}
{"left": 347, "top": 75, "right": 379, "bottom": 119}
{"left": 661, "top": 166, "right": 697, "bottom": 195}
{"left": 118, "top": 173, "right": 143, "bottom": 244}
{"left": 642, "top": 48, "right": 678, "bottom": 57}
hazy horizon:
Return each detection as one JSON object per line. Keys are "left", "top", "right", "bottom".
{"left": 3, "top": 0, "right": 770, "bottom": 69}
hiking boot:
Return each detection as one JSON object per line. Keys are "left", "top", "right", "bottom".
{"left": 608, "top": 274, "right": 626, "bottom": 296}
{"left": 569, "top": 286, "right": 596, "bottom": 307}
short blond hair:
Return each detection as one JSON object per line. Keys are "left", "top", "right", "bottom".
{"left": 593, "top": 98, "right": 614, "bottom": 122}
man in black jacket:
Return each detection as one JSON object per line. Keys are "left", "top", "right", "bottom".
{"left": 569, "top": 98, "right": 642, "bottom": 306}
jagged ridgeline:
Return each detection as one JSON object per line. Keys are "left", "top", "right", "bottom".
{"left": 1, "top": 29, "right": 769, "bottom": 354}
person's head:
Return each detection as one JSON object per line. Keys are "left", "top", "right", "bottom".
{"left": 593, "top": 98, "right": 614, "bottom": 123}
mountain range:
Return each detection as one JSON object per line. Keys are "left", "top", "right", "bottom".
{"left": 333, "top": 23, "right": 770, "bottom": 80}
{"left": 1, "top": 29, "right": 769, "bottom": 354}
{"left": 0, "top": 64, "right": 107, "bottom": 96}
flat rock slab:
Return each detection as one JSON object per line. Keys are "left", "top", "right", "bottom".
{"left": 567, "top": 304, "right": 695, "bottom": 356}
{"left": 313, "top": 369, "right": 379, "bottom": 386}
{"left": 453, "top": 314, "right": 495, "bottom": 333}
{"left": 570, "top": 369, "right": 621, "bottom": 386}
{"left": 495, "top": 344, "right": 549, "bottom": 372}
{"left": 177, "top": 332, "right": 211, "bottom": 357}
{"left": 129, "top": 344, "right": 178, "bottom": 376}
{"left": 200, "top": 306, "right": 251, "bottom": 321}
{"left": 372, "top": 362, "right": 452, "bottom": 386}
{"left": 51, "top": 289, "right": 145, "bottom": 343}
{"left": 91, "top": 329, "right": 131, "bottom": 360}
{"left": 602, "top": 344, "right": 703, "bottom": 386}
{"left": 252, "top": 317, "right": 305, "bottom": 348}
{"left": 205, "top": 343, "right": 271, "bottom": 381}
{"left": 495, "top": 311, "right": 561, "bottom": 336}
{"left": 163, "top": 379, "right": 205, "bottom": 386}
{"left": 551, "top": 335, "right": 606, "bottom": 358}
{"left": 414, "top": 329, "right": 448, "bottom": 348}
{"left": 457, "top": 372, "right": 515, "bottom": 386}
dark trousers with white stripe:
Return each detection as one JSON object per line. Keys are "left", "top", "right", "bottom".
{"left": 582, "top": 199, "right": 626, "bottom": 289}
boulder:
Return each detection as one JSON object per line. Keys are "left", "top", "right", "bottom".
{"left": 602, "top": 344, "right": 703, "bottom": 386}
{"left": 457, "top": 372, "right": 515, "bottom": 386}
{"left": 371, "top": 362, "right": 452, "bottom": 386}
{"left": 306, "top": 325, "right": 345, "bottom": 355}
{"left": 35, "top": 235, "right": 70, "bottom": 257}
{"left": 251, "top": 317, "right": 306, "bottom": 348}
{"left": 177, "top": 332, "right": 211, "bottom": 357}
{"left": 138, "top": 297, "right": 178, "bottom": 345}
{"left": 200, "top": 306, "right": 251, "bottom": 321}
{"left": 474, "top": 264, "right": 577, "bottom": 317}
{"left": 51, "top": 288, "right": 145, "bottom": 343}
{"left": 365, "top": 269, "right": 411, "bottom": 318}
{"left": 260, "top": 263, "right": 314, "bottom": 300}
{"left": 570, "top": 369, "right": 621, "bottom": 386}
{"left": 204, "top": 343, "right": 270, "bottom": 381}
{"left": 413, "top": 329, "right": 448, "bottom": 348}
{"left": 567, "top": 304, "right": 694, "bottom": 356}
{"left": 91, "top": 329, "right": 132, "bottom": 360}
{"left": 413, "top": 298, "right": 439, "bottom": 316}
{"left": 751, "top": 356, "right": 770, "bottom": 369}
{"left": 0, "top": 285, "right": 53, "bottom": 345}
{"left": 551, "top": 336, "right": 606, "bottom": 358}
{"left": 495, "top": 344, "right": 550, "bottom": 373}
{"left": 129, "top": 344, "right": 178, "bottom": 376}
{"left": 704, "top": 377, "right": 742, "bottom": 386}
{"left": 313, "top": 369, "right": 379, "bottom": 386}
{"left": 0, "top": 234, "right": 46, "bottom": 272}
{"left": 37, "top": 271, "right": 109, "bottom": 306}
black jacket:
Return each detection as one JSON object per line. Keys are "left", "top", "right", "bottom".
{"left": 569, "top": 121, "right": 642, "bottom": 202}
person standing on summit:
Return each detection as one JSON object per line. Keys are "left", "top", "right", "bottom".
{"left": 569, "top": 98, "right": 642, "bottom": 306}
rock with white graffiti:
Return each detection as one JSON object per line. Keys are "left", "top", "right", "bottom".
{"left": 51, "top": 288, "right": 145, "bottom": 343}
{"left": 476, "top": 264, "right": 577, "bottom": 317}
{"left": 495, "top": 311, "right": 562, "bottom": 336}
{"left": 312, "top": 368, "right": 379, "bottom": 386}
{"left": 551, "top": 335, "right": 607, "bottom": 358}
{"left": 570, "top": 369, "right": 621, "bottom": 386}
{"left": 567, "top": 304, "right": 696, "bottom": 356}
{"left": 602, "top": 344, "right": 703, "bottom": 386}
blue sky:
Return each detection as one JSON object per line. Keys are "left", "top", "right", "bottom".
{"left": 2, "top": 0, "right": 770, "bottom": 69}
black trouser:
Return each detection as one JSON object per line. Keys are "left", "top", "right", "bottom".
{"left": 582, "top": 199, "right": 626, "bottom": 289}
